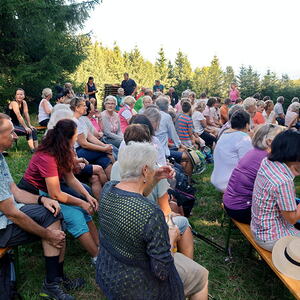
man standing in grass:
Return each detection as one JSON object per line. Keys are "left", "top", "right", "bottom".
{"left": 0, "top": 113, "right": 83, "bottom": 300}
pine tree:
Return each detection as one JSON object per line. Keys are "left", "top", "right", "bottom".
{"left": 206, "top": 56, "right": 224, "bottom": 97}
{"left": 223, "top": 66, "right": 236, "bottom": 96}
{"left": 155, "top": 47, "right": 169, "bottom": 86}
{"left": 260, "top": 70, "right": 279, "bottom": 99}
{"left": 238, "top": 65, "right": 260, "bottom": 98}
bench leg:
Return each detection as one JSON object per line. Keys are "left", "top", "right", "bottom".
{"left": 225, "top": 218, "right": 233, "bottom": 255}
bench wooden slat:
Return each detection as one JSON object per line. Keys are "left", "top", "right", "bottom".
{"left": 232, "top": 219, "right": 300, "bottom": 300}
{"left": 0, "top": 247, "right": 11, "bottom": 259}
{"left": 35, "top": 126, "right": 47, "bottom": 131}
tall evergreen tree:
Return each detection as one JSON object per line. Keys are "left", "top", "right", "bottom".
{"left": 223, "top": 66, "right": 236, "bottom": 96}
{"left": 238, "top": 65, "right": 260, "bottom": 98}
{"left": 260, "top": 70, "right": 279, "bottom": 99}
{"left": 155, "top": 47, "right": 169, "bottom": 86}
{"left": 0, "top": 0, "right": 100, "bottom": 101}
{"left": 206, "top": 56, "right": 224, "bottom": 97}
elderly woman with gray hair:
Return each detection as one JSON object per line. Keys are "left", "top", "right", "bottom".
{"left": 38, "top": 88, "right": 53, "bottom": 126}
{"left": 101, "top": 95, "right": 123, "bottom": 148}
{"left": 97, "top": 141, "right": 209, "bottom": 300}
{"left": 118, "top": 95, "right": 136, "bottom": 133}
{"left": 285, "top": 102, "right": 300, "bottom": 130}
{"left": 223, "top": 124, "right": 285, "bottom": 224}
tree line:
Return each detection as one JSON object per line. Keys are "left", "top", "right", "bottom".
{"left": 1, "top": 0, "right": 299, "bottom": 109}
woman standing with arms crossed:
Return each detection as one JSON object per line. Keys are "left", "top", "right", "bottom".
{"left": 8, "top": 88, "right": 38, "bottom": 152}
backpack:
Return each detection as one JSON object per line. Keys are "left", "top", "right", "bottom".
{"left": 0, "top": 252, "right": 22, "bottom": 300}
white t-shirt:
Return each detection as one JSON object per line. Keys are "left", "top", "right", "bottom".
{"left": 192, "top": 111, "right": 205, "bottom": 135}
{"left": 274, "top": 103, "right": 284, "bottom": 117}
{"left": 211, "top": 131, "right": 253, "bottom": 192}
{"left": 38, "top": 99, "right": 53, "bottom": 122}
{"left": 73, "top": 117, "right": 89, "bottom": 149}
{"left": 285, "top": 111, "right": 298, "bottom": 127}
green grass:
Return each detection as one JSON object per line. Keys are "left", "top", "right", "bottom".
{"left": 5, "top": 136, "right": 300, "bottom": 300}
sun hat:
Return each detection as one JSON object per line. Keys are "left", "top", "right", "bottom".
{"left": 272, "top": 236, "right": 300, "bottom": 280}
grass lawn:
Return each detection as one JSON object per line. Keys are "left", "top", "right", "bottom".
{"left": 5, "top": 135, "right": 300, "bottom": 300}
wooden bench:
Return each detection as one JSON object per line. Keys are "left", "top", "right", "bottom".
{"left": 231, "top": 219, "right": 300, "bottom": 299}
{"left": 35, "top": 126, "right": 47, "bottom": 132}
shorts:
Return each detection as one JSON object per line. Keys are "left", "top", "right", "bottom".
{"left": 174, "top": 252, "right": 208, "bottom": 296}
{"left": 76, "top": 147, "right": 111, "bottom": 169}
{"left": 76, "top": 164, "right": 93, "bottom": 182}
{"left": 59, "top": 204, "right": 92, "bottom": 238}
{"left": 168, "top": 150, "right": 183, "bottom": 163}
{"left": 0, "top": 205, "right": 63, "bottom": 248}
{"left": 173, "top": 216, "right": 190, "bottom": 234}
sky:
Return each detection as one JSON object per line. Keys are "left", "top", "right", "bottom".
{"left": 83, "top": 0, "right": 300, "bottom": 79}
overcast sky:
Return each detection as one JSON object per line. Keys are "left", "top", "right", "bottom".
{"left": 83, "top": 0, "right": 300, "bottom": 79}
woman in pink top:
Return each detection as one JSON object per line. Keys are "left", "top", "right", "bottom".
{"left": 118, "top": 96, "right": 136, "bottom": 133}
{"left": 229, "top": 83, "right": 240, "bottom": 105}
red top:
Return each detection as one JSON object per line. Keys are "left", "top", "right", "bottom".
{"left": 253, "top": 111, "right": 265, "bottom": 125}
{"left": 24, "top": 152, "right": 60, "bottom": 193}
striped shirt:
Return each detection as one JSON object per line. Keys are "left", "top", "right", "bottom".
{"left": 251, "top": 158, "right": 298, "bottom": 241}
{"left": 176, "top": 113, "right": 193, "bottom": 141}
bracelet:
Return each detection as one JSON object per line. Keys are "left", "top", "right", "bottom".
{"left": 37, "top": 195, "right": 43, "bottom": 205}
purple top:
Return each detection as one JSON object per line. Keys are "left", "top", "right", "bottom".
{"left": 223, "top": 148, "right": 268, "bottom": 210}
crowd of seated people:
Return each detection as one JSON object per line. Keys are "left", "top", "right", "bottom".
{"left": 2, "top": 80, "right": 300, "bottom": 300}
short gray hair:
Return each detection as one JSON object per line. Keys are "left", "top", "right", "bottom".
{"left": 42, "top": 88, "right": 52, "bottom": 99}
{"left": 243, "top": 97, "right": 257, "bottom": 110}
{"left": 104, "top": 95, "right": 117, "bottom": 105}
{"left": 143, "top": 107, "right": 161, "bottom": 128}
{"left": 123, "top": 96, "right": 136, "bottom": 106}
{"left": 292, "top": 97, "right": 299, "bottom": 103}
{"left": 256, "top": 100, "right": 265, "bottom": 107}
{"left": 142, "top": 95, "right": 152, "bottom": 104}
{"left": 156, "top": 97, "right": 169, "bottom": 112}
{"left": 252, "top": 124, "right": 285, "bottom": 150}
{"left": 118, "top": 142, "right": 157, "bottom": 181}
{"left": 277, "top": 96, "right": 284, "bottom": 103}
{"left": 288, "top": 102, "right": 300, "bottom": 113}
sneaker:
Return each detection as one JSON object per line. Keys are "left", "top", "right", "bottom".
{"left": 91, "top": 256, "right": 97, "bottom": 266}
{"left": 61, "top": 276, "right": 85, "bottom": 291}
{"left": 40, "top": 278, "right": 75, "bottom": 300}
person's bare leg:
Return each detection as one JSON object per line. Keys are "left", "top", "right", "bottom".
{"left": 87, "top": 221, "right": 99, "bottom": 247}
{"left": 177, "top": 227, "right": 194, "bottom": 259}
{"left": 89, "top": 174, "right": 102, "bottom": 199}
{"left": 104, "top": 164, "right": 112, "bottom": 180}
{"left": 93, "top": 165, "right": 108, "bottom": 186}
{"left": 190, "top": 281, "right": 208, "bottom": 300}
{"left": 27, "top": 138, "right": 35, "bottom": 151}
{"left": 41, "top": 220, "right": 61, "bottom": 257}
{"left": 77, "top": 231, "right": 98, "bottom": 257}
{"left": 34, "top": 140, "right": 38, "bottom": 149}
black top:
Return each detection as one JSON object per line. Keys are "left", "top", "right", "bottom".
{"left": 121, "top": 78, "right": 137, "bottom": 96}
{"left": 87, "top": 83, "right": 97, "bottom": 99}
{"left": 167, "top": 92, "right": 179, "bottom": 107}
{"left": 8, "top": 101, "right": 23, "bottom": 126}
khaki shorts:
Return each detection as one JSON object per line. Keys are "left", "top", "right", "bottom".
{"left": 174, "top": 252, "right": 209, "bottom": 296}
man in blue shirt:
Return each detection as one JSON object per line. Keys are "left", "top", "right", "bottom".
{"left": 153, "top": 80, "right": 164, "bottom": 93}
{"left": 121, "top": 73, "right": 137, "bottom": 96}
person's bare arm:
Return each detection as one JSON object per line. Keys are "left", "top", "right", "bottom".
{"left": 77, "top": 133, "right": 111, "bottom": 153}
{"left": 288, "top": 115, "right": 298, "bottom": 129}
{"left": 281, "top": 204, "right": 300, "bottom": 224}
{"left": 0, "top": 197, "right": 65, "bottom": 248}
{"left": 22, "top": 101, "right": 33, "bottom": 128}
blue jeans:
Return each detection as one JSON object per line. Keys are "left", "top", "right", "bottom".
{"left": 76, "top": 147, "right": 111, "bottom": 169}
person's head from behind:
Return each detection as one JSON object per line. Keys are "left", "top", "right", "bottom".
{"left": 142, "top": 95, "right": 153, "bottom": 108}
{"left": 277, "top": 96, "right": 284, "bottom": 104}
{"left": 15, "top": 88, "right": 25, "bottom": 102}
{"left": 252, "top": 124, "right": 285, "bottom": 151}
{"left": 181, "top": 90, "right": 190, "bottom": 98}
{"left": 124, "top": 72, "right": 129, "bottom": 80}
{"left": 156, "top": 97, "right": 169, "bottom": 112}
{"left": 123, "top": 96, "right": 136, "bottom": 108}
{"left": 117, "top": 88, "right": 124, "bottom": 96}
{"left": 42, "top": 88, "right": 52, "bottom": 100}
{"left": 206, "top": 97, "right": 217, "bottom": 108}
{"left": 155, "top": 80, "right": 160, "bottom": 86}
{"left": 230, "top": 110, "right": 250, "bottom": 131}
{"left": 256, "top": 100, "right": 265, "bottom": 113}
{"left": 129, "top": 114, "right": 154, "bottom": 136}
{"left": 55, "top": 93, "right": 65, "bottom": 104}
{"left": 195, "top": 101, "right": 206, "bottom": 113}
{"left": 235, "top": 98, "right": 243, "bottom": 105}
{"left": 143, "top": 107, "right": 161, "bottom": 131}
{"left": 64, "top": 82, "right": 73, "bottom": 90}
{"left": 118, "top": 142, "right": 158, "bottom": 186}
{"left": 292, "top": 97, "right": 299, "bottom": 103}
{"left": 182, "top": 101, "right": 192, "bottom": 115}
{"left": 70, "top": 97, "right": 87, "bottom": 116}
{"left": 269, "top": 130, "right": 300, "bottom": 175}
{"left": 228, "top": 105, "right": 244, "bottom": 120}
{"left": 124, "top": 124, "right": 152, "bottom": 145}
{"left": 38, "top": 119, "right": 78, "bottom": 174}
{"left": 263, "top": 96, "right": 271, "bottom": 101}
{"left": 0, "top": 114, "right": 18, "bottom": 151}
{"left": 243, "top": 97, "right": 257, "bottom": 118}
{"left": 144, "top": 89, "right": 153, "bottom": 97}
{"left": 104, "top": 95, "right": 117, "bottom": 112}
{"left": 264, "top": 100, "right": 274, "bottom": 112}
{"left": 200, "top": 92, "right": 207, "bottom": 99}
{"left": 289, "top": 102, "right": 300, "bottom": 113}
{"left": 253, "top": 93, "right": 261, "bottom": 100}
{"left": 224, "top": 98, "right": 231, "bottom": 106}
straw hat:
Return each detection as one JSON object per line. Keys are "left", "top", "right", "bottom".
{"left": 272, "top": 236, "right": 300, "bottom": 280}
